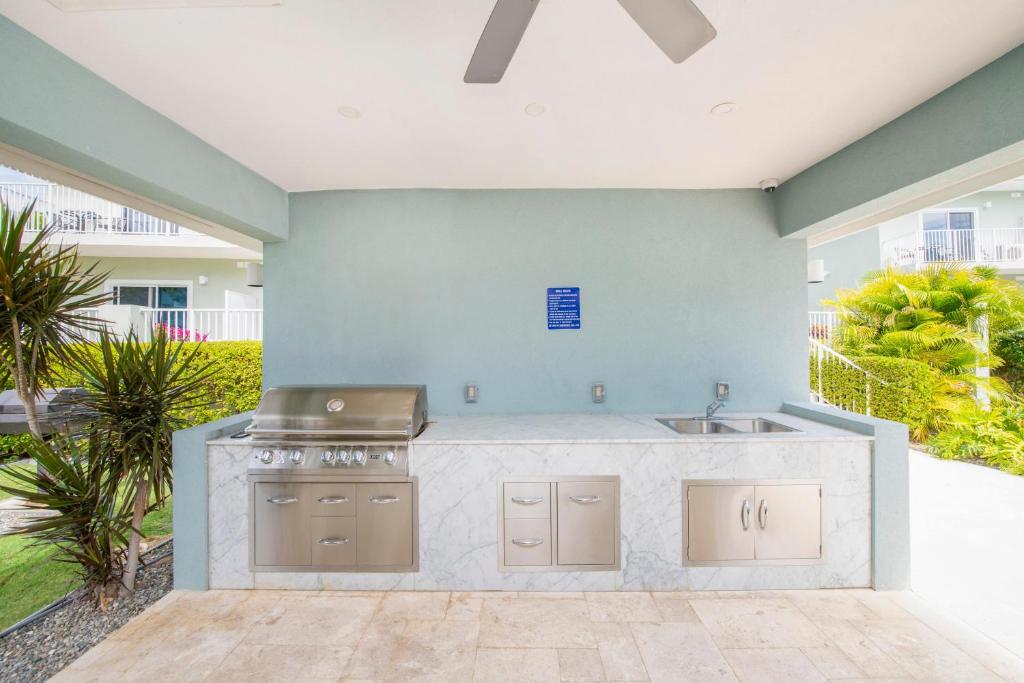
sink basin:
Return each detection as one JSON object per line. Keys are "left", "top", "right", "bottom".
{"left": 657, "top": 417, "right": 800, "bottom": 435}
{"left": 656, "top": 418, "right": 740, "bottom": 434}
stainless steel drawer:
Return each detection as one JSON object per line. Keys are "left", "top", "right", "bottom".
{"left": 504, "top": 482, "right": 551, "bottom": 519}
{"left": 503, "top": 519, "right": 552, "bottom": 566}
{"left": 556, "top": 481, "right": 616, "bottom": 566}
{"left": 356, "top": 483, "right": 414, "bottom": 567}
{"left": 311, "top": 516, "right": 357, "bottom": 566}
{"left": 253, "top": 482, "right": 311, "bottom": 567}
{"left": 311, "top": 483, "right": 356, "bottom": 517}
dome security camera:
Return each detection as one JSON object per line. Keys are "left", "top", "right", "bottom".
{"left": 759, "top": 178, "right": 780, "bottom": 193}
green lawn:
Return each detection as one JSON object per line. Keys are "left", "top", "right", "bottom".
{"left": 0, "top": 497, "right": 173, "bottom": 631}
{"left": 0, "top": 461, "right": 33, "bottom": 501}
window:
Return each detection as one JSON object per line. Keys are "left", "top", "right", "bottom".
{"left": 108, "top": 281, "right": 190, "bottom": 309}
{"left": 920, "top": 208, "right": 978, "bottom": 263}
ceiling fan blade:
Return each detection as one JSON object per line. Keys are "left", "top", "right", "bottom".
{"left": 616, "top": 0, "right": 716, "bottom": 64}
{"left": 464, "top": 0, "right": 539, "bottom": 84}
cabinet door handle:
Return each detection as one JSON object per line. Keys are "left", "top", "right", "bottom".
{"left": 740, "top": 499, "right": 751, "bottom": 530}
{"left": 317, "top": 496, "right": 349, "bottom": 504}
{"left": 369, "top": 495, "right": 400, "bottom": 504}
{"left": 569, "top": 495, "right": 601, "bottom": 504}
{"left": 758, "top": 499, "right": 768, "bottom": 529}
{"left": 317, "top": 537, "right": 350, "bottom": 545}
{"left": 512, "top": 538, "right": 544, "bottom": 547}
{"left": 511, "top": 496, "right": 544, "bottom": 505}
{"left": 267, "top": 495, "right": 299, "bottom": 505}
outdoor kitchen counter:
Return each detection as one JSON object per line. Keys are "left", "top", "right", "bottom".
{"left": 205, "top": 411, "right": 873, "bottom": 592}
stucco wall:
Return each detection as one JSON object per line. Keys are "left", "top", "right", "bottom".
{"left": 265, "top": 189, "right": 808, "bottom": 414}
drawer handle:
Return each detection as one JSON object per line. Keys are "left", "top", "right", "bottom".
{"left": 511, "top": 496, "right": 544, "bottom": 505}
{"left": 267, "top": 496, "right": 299, "bottom": 505}
{"left": 369, "top": 495, "right": 400, "bottom": 504}
{"left": 318, "top": 496, "right": 349, "bottom": 504}
{"left": 317, "top": 537, "right": 350, "bottom": 546}
{"left": 511, "top": 538, "right": 544, "bottom": 547}
{"left": 569, "top": 495, "right": 601, "bottom": 504}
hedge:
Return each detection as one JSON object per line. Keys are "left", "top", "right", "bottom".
{"left": 810, "top": 353, "right": 936, "bottom": 435}
{"left": 1, "top": 341, "right": 263, "bottom": 461}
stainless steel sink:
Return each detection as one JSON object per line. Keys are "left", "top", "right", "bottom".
{"left": 656, "top": 418, "right": 741, "bottom": 434}
{"left": 657, "top": 417, "right": 800, "bottom": 435}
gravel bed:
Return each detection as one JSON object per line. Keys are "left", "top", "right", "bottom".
{"left": 0, "top": 541, "right": 173, "bottom": 683}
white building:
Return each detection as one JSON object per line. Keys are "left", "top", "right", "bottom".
{"left": 0, "top": 165, "right": 263, "bottom": 341}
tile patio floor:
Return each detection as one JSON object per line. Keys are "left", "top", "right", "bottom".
{"left": 52, "top": 589, "right": 1024, "bottom": 682}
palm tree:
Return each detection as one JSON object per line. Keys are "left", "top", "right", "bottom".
{"left": 0, "top": 199, "right": 110, "bottom": 438}
{"left": 74, "top": 328, "right": 216, "bottom": 594}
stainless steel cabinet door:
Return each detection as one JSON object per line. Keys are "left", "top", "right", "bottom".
{"left": 556, "top": 481, "right": 616, "bottom": 566}
{"left": 504, "top": 519, "right": 552, "bottom": 566}
{"left": 356, "top": 482, "right": 413, "bottom": 567}
{"left": 253, "top": 482, "right": 311, "bottom": 566}
{"left": 686, "top": 485, "right": 755, "bottom": 562}
{"left": 753, "top": 484, "right": 822, "bottom": 560}
{"left": 311, "top": 516, "right": 357, "bottom": 566}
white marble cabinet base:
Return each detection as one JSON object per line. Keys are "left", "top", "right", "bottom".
{"left": 208, "top": 436, "right": 872, "bottom": 591}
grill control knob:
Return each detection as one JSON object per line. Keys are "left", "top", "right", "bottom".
{"left": 320, "top": 450, "right": 335, "bottom": 465}
{"left": 290, "top": 450, "right": 305, "bottom": 465}
{"left": 259, "top": 450, "right": 274, "bottom": 464}
{"left": 352, "top": 449, "right": 366, "bottom": 466}
{"left": 383, "top": 450, "right": 397, "bottom": 466}
{"left": 336, "top": 450, "right": 351, "bottom": 466}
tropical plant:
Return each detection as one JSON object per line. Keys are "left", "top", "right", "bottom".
{"left": 827, "top": 264, "right": 1024, "bottom": 435}
{"left": 72, "top": 328, "right": 217, "bottom": 593}
{"left": 928, "top": 401, "right": 1024, "bottom": 475}
{"left": 0, "top": 437, "right": 132, "bottom": 608}
{"left": 0, "top": 199, "right": 110, "bottom": 437}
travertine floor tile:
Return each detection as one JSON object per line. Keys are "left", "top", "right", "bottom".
{"left": 559, "top": 648, "right": 605, "bottom": 681}
{"left": 650, "top": 596, "right": 700, "bottom": 623}
{"left": 379, "top": 591, "right": 451, "bottom": 620}
{"left": 799, "top": 643, "right": 865, "bottom": 679}
{"left": 689, "top": 598, "right": 827, "bottom": 649}
{"left": 809, "top": 616, "right": 910, "bottom": 679}
{"left": 446, "top": 593, "right": 483, "bottom": 621}
{"left": 385, "top": 619, "right": 479, "bottom": 682}
{"left": 721, "top": 647, "right": 825, "bottom": 683}
{"left": 591, "top": 622, "right": 648, "bottom": 682}
{"left": 630, "top": 622, "right": 736, "bottom": 682}
{"left": 474, "top": 648, "right": 561, "bottom": 682}
{"left": 205, "top": 643, "right": 353, "bottom": 680}
{"left": 586, "top": 592, "right": 661, "bottom": 623}
{"left": 244, "top": 594, "right": 378, "bottom": 646}
{"left": 345, "top": 615, "right": 407, "bottom": 679}
{"left": 479, "top": 598, "right": 596, "bottom": 648}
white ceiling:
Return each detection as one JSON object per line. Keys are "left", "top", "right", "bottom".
{"left": 2, "top": 0, "right": 1023, "bottom": 191}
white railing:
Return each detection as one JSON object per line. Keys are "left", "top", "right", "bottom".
{"left": 808, "top": 311, "right": 839, "bottom": 344}
{"left": 884, "top": 228, "right": 1024, "bottom": 269}
{"left": 0, "top": 182, "right": 191, "bottom": 236}
{"left": 74, "top": 308, "right": 104, "bottom": 343}
{"left": 809, "top": 337, "right": 883, "bottom": 414}
{"left": 139, "top": 308, "right": 263, "bottom": 342}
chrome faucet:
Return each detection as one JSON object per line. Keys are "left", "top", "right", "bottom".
{"left": 705, "top": 399, "right": 725, "bottom": 419}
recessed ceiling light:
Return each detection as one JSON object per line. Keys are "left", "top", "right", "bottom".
{"left": 710, "top": 102, "right": 736, "bottom": 115}
{"left": 337, "top": 106, "right": 362, "bottom": 119}
{"left": 524, "top": 102, "right": 547, "bottom": 117}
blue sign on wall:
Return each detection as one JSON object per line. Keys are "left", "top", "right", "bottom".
{"left": 547, "top": 287, "right": 581, "bottom": 330}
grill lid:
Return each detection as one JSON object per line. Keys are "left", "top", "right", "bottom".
{"left": 246, "top": 385, "right": 427, "bottom": 442}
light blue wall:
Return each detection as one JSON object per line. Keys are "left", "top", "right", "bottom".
{"left": 776, "top": 43, "right": 1024, "bottom": 237}
{"left": 265, "top": 189, "right": 808, "bottom": 414}
{"left": 807, "top": 227, "right": 881, "bottom": 310}
{"left": 0, "top": 16, "right": 288, "bottom": 243}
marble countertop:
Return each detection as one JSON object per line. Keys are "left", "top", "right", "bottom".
{"left": 208, "top": 411, "right": 871, "bottom": 446}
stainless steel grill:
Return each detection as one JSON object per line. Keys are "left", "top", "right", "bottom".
{"left": 245, "top": 385, "right": 427, "bottom": 477}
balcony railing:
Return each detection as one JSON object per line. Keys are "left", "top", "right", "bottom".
{"left": 809, "top": 311, "right": 838, "bottom": 344}
{"left": 0, "top": 182, "right": 191, "bottom": 236}
{"left": 140, "top": 309, "right": 263, "bottom": 342}
{"left": 74, "top": 307, "right": 262, "bottom": 343}
{"left": 884, "top": 228, "right": 1024, "bottom": 269}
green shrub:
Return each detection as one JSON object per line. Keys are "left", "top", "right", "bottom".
{"left": 810, "top": 353, "right": 936, "bottom": 436}
{"left": 993, "top": 327, "right": 1024, "bottom": 395}
{"left": 0, "top": 341, "right": 263, "bottom": 460}
{"left": 928, "top": 403, "right": 1024, "bottom": 475}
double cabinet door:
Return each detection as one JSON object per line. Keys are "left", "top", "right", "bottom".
{"left": 685, "top": 482, "right": 822, "bottom": 564}
{"left": 501, "top": 478, "right": 619, "bottom": 571}
{"left": 252, "top": 481, "right": 414, "bottom": 570}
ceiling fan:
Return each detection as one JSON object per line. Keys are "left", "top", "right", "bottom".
{"left": 464, "top": 0, "right": 717, "bottom": 84}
